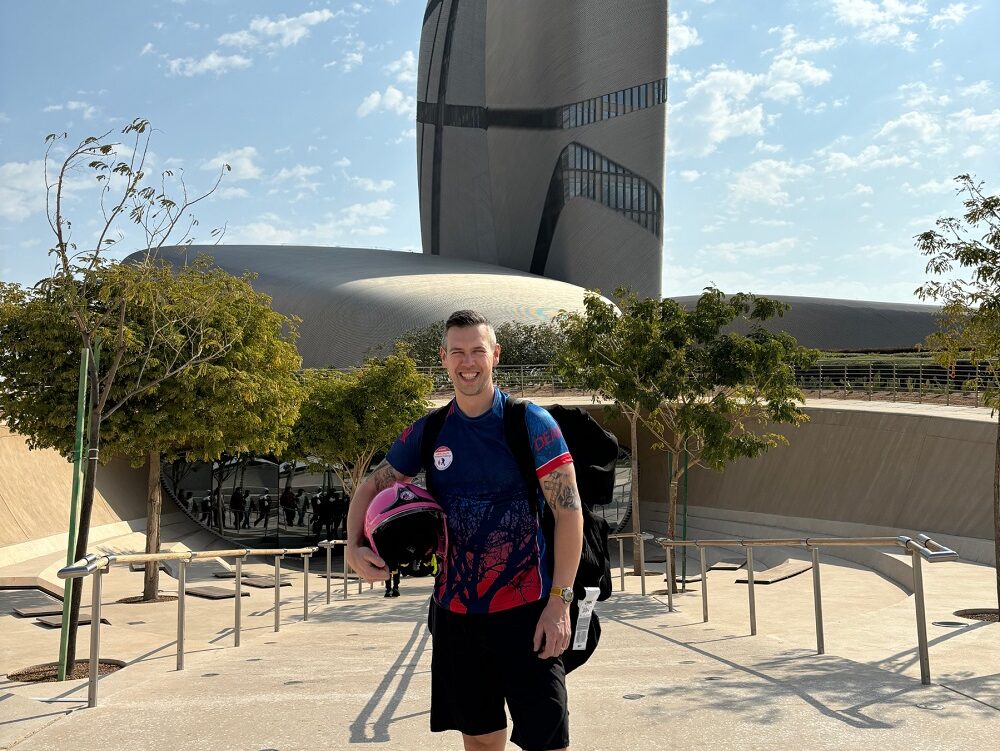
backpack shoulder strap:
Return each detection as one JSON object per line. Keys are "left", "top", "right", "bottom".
{"left": 503, "top": 397, "right": 542, "bottom": 510}
{"left": 419, "top": 401, "right": 452, "bottom": 494}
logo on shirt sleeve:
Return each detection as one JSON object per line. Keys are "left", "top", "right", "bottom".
{"left": 433, "top": 446, "right": 454, "bottom": 471}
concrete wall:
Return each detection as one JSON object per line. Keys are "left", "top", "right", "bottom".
{"left": 0, "top": 425, "right": 147, "bottom": 550}
{"left": 581, "top": 403, "right": 995, "bottom": 544}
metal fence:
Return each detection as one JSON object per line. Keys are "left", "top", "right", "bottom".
{"left": 57, "top": 540, "right": 369, "bottom": 709}
{"left": 613, "top": 530, "right": 958, "bottom": 686}
{"left": 420, "top": 361, "right": 993, "bottom": 408}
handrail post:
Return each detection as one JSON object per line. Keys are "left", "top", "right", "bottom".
{"left": 664, "top": 544, "right": 674, "bottom": 612}
{"left": 746, "top": 546, "right": 757, "bottom": 636}
{"left": 234, "top": 555, "right": 243, "bottom": 647}
{"left": 638, "top": 534, "right": 647, "bottom": 597}
{"left": 176, "top": 559, "right": 187, "bottom": 671}
{"left": 700, "top": 547, "right": 708, "bottom": 623}
{"left": 88, "top": 566, "right": 105, "bottom": 708}
{"left": 302, "top": 553, "right": 311, "bottom": 621}
{"left": 811, "top": 547, "right": 825, "bottom": 655}
{"left": 343, "top": 542, "right": 349, "bottom": 600}
{"left": 618, "top": 538, "right": 625, "bottom": 592}
{"left": 274, "top": 555, "right": 282, "bottom": 632}
{"left": 911, "top": 549, "right": 932, "bottom": 685}
{"left": 325, "top": 542, "right": 332, "bottom": 604}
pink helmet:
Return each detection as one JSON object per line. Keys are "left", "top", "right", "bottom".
{"left": 364, "top": 482, "right": 447, "bottom": 572}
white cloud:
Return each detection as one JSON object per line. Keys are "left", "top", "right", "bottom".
{"left": 167, "top": 52, "right": 251, "bottom": 77}
{"left": 356, "top": 85, "right": 415, "bottom": 118}
{"left": 0, "top": 160, "right": 46, "bottom": 221}
{"left": 898, "top": 81, "right": 950, "bottom": 108}
{"left": 753, "top": 140, "right": 784, "bottom": 154}
{"left": 903, "top": 178, "right": 954, "bottom": 194}
{"left": 140, "top": 42, "right": 155, "bottom": 56}
{"left": 930, "top": 3, "right": 977, "bottom": 28}
{"left": 384, "top": 50, "right": 417, "bottom": 84}
{"left": 699, "top": 237, "right": 799, "bottom": 262}
{"left": 228, "top": 221, "right": 297, "bottom": 244}
{"left": 274, "top": 165, "right": 321, "bottom": 182}
{"left": 678, "top": 170, "right": 702, "bottom": 182}
{"left": 351, "top": 176, "right": 395, "bottom": 192}
{"left": 218, "top": 10, "right": 336, "bottom": 49}
{"left": 0, "top": 112, "right": 10, "bottom": 124}
{"left": 334, "top": 157, "right": 352, "bottom": 167}
{"left": 43, "top": 100, "right": 99, "bottom": 120}
{"left": 852, "top": 183, "right": 875, "bottom": 195}
{"left": 876, "top": 110, "right": 941, "bottom": 142}
{"left": 217, "top": 186, "right": 250, "bottom": 199}
{"left": 831, "top": 0, "right": 928, "bottom": 49}
{"left": 730, "top": 159, "right": 814, "bottom": 206}
{"left": 823, "top": 144, "right": 912, "bottom": 171}
{"left": 947, "top": 107, "right": 1000, "bottom": 139}
{"left": 958, "top": 80, "right": 992, "bottom": 97}
{"left": 669, "top": 12, "right": 701, "bottom": 56}
{"left": 203, "top": 146, "right": 261, "bottom": 180}
{"left": 670, "top": 67, "right": 764, "bottom": 156}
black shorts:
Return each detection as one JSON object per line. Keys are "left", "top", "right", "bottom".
{"left": 430, "top": 599, "right": 569, "bottom": 751}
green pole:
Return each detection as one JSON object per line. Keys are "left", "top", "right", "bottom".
{"left": 57, "top": 347, "right": 90, "bottom": 681}
{"left": 681, "top": 447, "right": 689, "bottom": 586}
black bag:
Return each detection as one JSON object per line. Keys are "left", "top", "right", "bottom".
{"left": 420, "top": 397, "right": 618, "bottom": 672}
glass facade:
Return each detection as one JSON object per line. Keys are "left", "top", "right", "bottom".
{"left": 560, "top": 143, "right": 662, "bottom": 236}
{"left": 560, "top": 78, "right": 667, "bottom": 129}
{"left": 418, "top": 77, "right": 668, "bottom": 130}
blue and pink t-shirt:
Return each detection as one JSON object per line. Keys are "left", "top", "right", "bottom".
{"left": 386, "top": 388, "right": 572, "bottom": 615}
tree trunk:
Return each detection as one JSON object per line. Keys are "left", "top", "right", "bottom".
{"left": 629, "top": 412, "right": 642, "bottom": 572}
{"left": 143, "top": 451, "right": 162, "bottom": 601}
{"left": 64, "top": 401, "right": 102, "bottom": 671}
{"left": 994, "top": 412, "right": 999, "bottom": 610}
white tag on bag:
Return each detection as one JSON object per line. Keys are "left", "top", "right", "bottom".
{"left": 571, "top": 587, "right": 600, "bottom": 650}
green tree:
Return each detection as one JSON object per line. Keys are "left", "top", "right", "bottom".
{"left": 556, "top": 288, "right": 816, "bottom": 578}
{"left": 292, "top": 351, "right": 432, "bottom": 498}
{"left": 0, "top": 259, "right": 303, "bottom": 601}
{"left": 13, "top": 117, "right": 233, "bottom": 671}
{"left": 916, "top": 174, "right": 1000, "bottom": 609}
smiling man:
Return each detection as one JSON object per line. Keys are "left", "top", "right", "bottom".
{"left": 346, "top": 309, "right": 584, "bottom": 751}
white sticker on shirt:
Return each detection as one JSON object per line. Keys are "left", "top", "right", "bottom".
{"left": 433, "top": 446, "right": 453, "bottom": 471}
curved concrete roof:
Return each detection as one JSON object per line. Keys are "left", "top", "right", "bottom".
{"left": 671, "top": 294, "right": 941, "bottom": 352}
{"left": 146, "top": 245, "right": 590, "bottom": 367}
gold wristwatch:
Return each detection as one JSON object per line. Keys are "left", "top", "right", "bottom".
{"left": 549, "top": 585, "right": 574, "bottom": 604}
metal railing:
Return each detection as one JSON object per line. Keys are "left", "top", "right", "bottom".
{"left": 795, "top": 360, "right": 988, "bottom": 407}
{"left": 417, "top": 361, "right": 993, "bottom": 409}
{"left": 57, "top": 541, "right": 374, "bottom": 708}
{"left": 635, "top": 532, "right": 958, "bottom": 686}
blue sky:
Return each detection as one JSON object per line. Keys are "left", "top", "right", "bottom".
{"left": 1, "top": 0, "right": 997, "bottom": 303}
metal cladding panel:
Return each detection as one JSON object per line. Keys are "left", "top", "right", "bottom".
{"left": 671, "top": 296, "right": 941, "bottom": 352}
{"left": 437, "top": 128, "right": 497, "bottom": 265}
{"left": 418, "top": 0, "right": 448, "bottom": 104}
{"left": 485, "top": 128, "right": 564, "bottom": 271}
{"left": 546, "top": 199, "right": 662, "bottom": 298}
{"left": 485, "top": 0, "right": 668, "bottom": 108}
{"left": 441, "top": 0, "right": 487, "bottom": 106}
{"left": 142, "top": 245, "right": 588, "bottom": 368}
{"left": 418, "top": 125, "right": 435, "bottom": 252}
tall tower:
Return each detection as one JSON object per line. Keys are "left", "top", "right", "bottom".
{"left": 417, "top": 1, "right": 668, "bottom": 298}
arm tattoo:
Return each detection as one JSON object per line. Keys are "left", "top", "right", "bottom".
{"left": 370, "top": 460, "right": 399, "bottom": 492}
{"left": 541, "top": 469, "right": 582, "bottom": 512}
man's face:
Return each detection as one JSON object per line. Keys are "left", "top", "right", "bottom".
{"left": 440, "top": 324, "right": 501, "bottom": 397}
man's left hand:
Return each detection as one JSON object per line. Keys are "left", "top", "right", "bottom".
{"left": 533, "top": 597, "right": 571, "bottom": 659}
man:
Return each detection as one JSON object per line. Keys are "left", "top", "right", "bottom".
{"left": 347, "top": 310, "right": 583, "bottom": 751}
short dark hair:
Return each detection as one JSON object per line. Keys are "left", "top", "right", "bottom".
{"left": 442, "top": 309, "right": 496, "bottom": 349}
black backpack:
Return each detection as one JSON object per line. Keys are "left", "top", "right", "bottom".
{"left": 420, "top": 397, "right": 618, "bottom": 672}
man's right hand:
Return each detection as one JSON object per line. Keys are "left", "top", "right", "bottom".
{"left": 346, "top": 543, "right": 390, "bottom": 582}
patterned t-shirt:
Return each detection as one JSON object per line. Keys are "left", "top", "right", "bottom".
{"left": 386, "top": 388, "right": 572, "bottom": 615}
